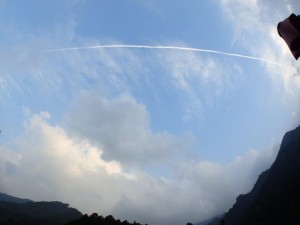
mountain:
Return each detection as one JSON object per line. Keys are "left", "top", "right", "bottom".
{"left": 0, "top": 196, "right": 82, "bottom": 225}
{"left": 0, "top": 194, "right": 145, "bottom": 225}
{"left": 0, "top": 192, "right": 32, "bottom": 203}
{"left": 209, "top": 125, "right": 300, "bottom": 225}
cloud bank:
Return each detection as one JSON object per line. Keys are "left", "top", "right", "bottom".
{"left": 0, "top": 94, "right": 278, "bottom": 225}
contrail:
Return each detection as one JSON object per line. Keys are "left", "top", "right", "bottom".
{"left": 46, "top": 44, "right": 285, "bottom": 66}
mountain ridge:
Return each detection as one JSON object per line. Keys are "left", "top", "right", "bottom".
{"left": 196, "top": 125, "right": 300, "bottom": 225}
{"left": 0, "top": 195, "right": 82, "bottom": 225}
{"left": 0, "top": 193, "right": 146, "bottom": 225}
{"left": 214, "top": 125, "right": 300, "bottom": 225}
{"left": 0, "top": 192, "right": 32, "bottom": 204}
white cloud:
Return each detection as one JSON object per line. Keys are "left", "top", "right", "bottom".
{"left": 0, "top": 102, "right": 279, "bottom": 225}
{"left": 219, "top": 0, "right": 300, "bottom": 128}
{"left": 1, "top": 112, "right": 135, "bottom": 212}
{"left": 0, "top": 15, "right": 243, "bottom": 129}
{"left": 220, "top": 0, "right": 261, "bottom": 32}
{"left": 64, "top": 92, "right": 195, "bottom": 167}
{"left": 154, "top": 46, "right": 244, "bottom": 122}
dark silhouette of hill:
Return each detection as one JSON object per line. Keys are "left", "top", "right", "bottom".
{"left": 206, "top": 125, "right": 300, "bottom": 225}
{"left": 0, "top": 199, "right": 82, "bottom": 225}
{"left": 66, "top": 213, "right": 147, "bottom": 225}
{"left": 0, "top": 192, "right": 32, "bottom": 203}
{"left": 0, "top": 193, "right": 146, "bottom": 225}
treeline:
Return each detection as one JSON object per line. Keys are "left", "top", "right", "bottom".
{"left": 66, "top": 213, "right": 147, "bottom": 225}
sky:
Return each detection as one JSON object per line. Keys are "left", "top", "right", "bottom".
{"left": 1, "top": 0, "right": 300, "bottom": 225}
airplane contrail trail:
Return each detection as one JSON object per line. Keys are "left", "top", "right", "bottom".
{"left": 45, "top": 44, "right": 285, "bottom": 66}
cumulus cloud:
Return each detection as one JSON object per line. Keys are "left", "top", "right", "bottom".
{"left": 1, "top": 112, "right": 135, "bottom": 212}
{"left": 0, "top": 98, "right": 279, "bottom": 225}
{"left": 63, "top": 92, "right": 195, "bottom": 167}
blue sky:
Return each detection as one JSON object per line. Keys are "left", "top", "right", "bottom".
{"left": 1, "top": 1, "right": 300, "bottom": 225}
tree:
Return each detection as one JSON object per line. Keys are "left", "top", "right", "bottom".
{"left": 105, "top": 215, "right": 116, "bottom": 224}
